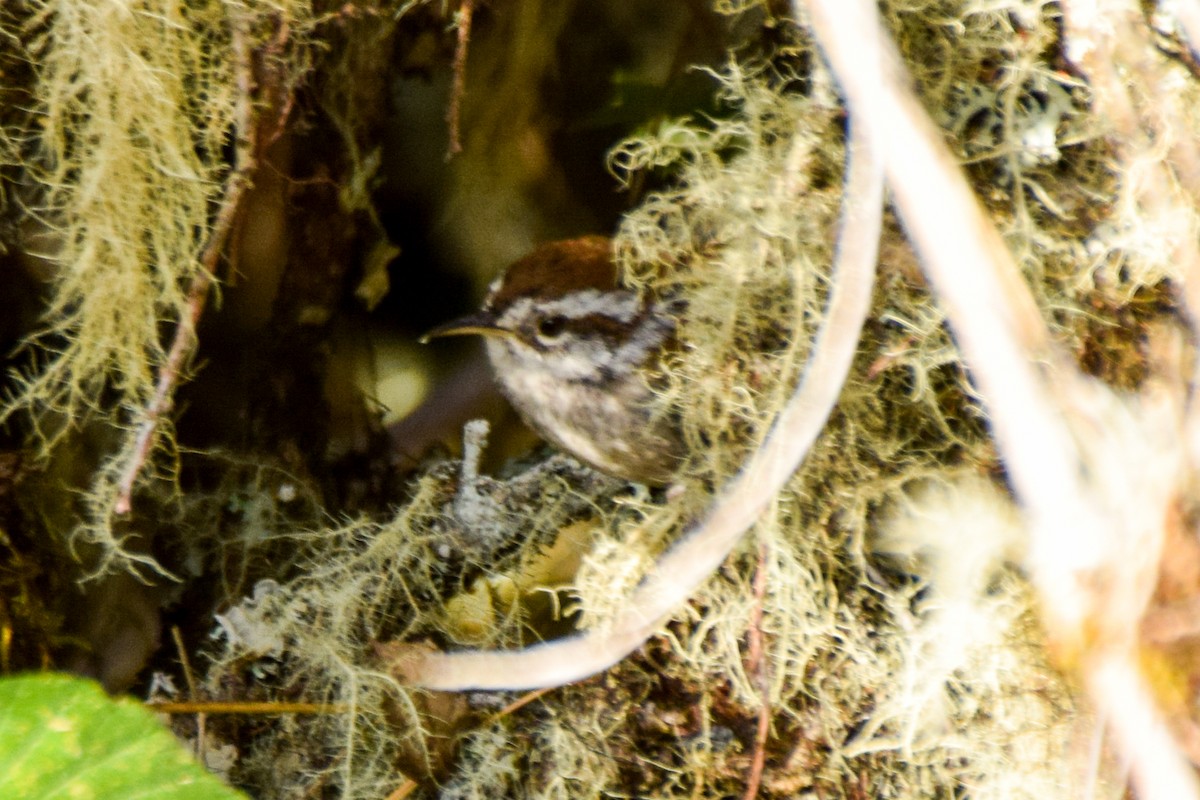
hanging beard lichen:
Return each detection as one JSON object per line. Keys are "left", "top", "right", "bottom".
{"left": 0, "top": 1, "right": 315, "bottom": 577}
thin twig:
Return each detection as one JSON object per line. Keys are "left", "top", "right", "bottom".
{"left": 113, "top": 272, "right": 211, "bottom": 516}
{"left": 741, "top": 539, "right": 771, "bottom": 800}
{"left": 146, "top": 700, "right": 348, "bottom": 715}
{"left": 379, "top": 106, "right": 884, "bottom": 690}
{"left": 114, "top": 13, "right": 265, "bottom": 516}
{"left": 261, "top": 15, "right": 297, "bottom": 149}
{"left": 170, "top": 626, "right": 205, "bottom": 761}
{"left": 446, "top": 0, "right": 475, "bottom": 158}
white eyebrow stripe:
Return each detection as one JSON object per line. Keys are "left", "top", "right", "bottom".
{"left": 534, "top": 290, "right": 642, "bottom": 324}
{"left": 494, "top": 290, "right": 644, "bottom": 330}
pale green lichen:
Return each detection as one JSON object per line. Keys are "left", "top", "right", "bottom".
{"left": 201, "top": 2, "right": 1175, "bottom": 798}
{"left": 0, "top": 0, "right": 315, "bottom": 576}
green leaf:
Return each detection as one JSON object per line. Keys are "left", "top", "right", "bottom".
{"left": 0, "top": 673, "right": 245, "bottom": 800}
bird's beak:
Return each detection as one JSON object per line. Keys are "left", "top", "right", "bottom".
{"left": 418, "top": 311, "right": 515, "bottom": 344}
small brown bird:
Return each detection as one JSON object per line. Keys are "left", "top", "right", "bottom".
{"left": 422, "top": 236, "right": 683, "bottom": 484}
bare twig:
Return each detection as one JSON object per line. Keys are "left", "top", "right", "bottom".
{"left": 741, "top": 539, "right": 771, "bottom": 800}
{"left": 146, "top": 700, "right": 347, "bottom": 715}
{"left": 446, "top": 0, "right": 475, "bottom": 158}
{"left": 114, "top": 14, "right": 266, "bottom": 516}
{"left": 379, "top": 105, "right": 884, "bottom": 690}
{"left": 801, "top": 0, "right": 1199, "bottom": 797}
{"left": 170, "top": 626, "right": 205, "bottom": 760}
{"left": 113, "top": 273, "right": 210, "bottom": 517}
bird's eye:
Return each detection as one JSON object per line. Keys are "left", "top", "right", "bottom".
{"left": 537, "top": 315, "right": 567, "bottom": 340}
